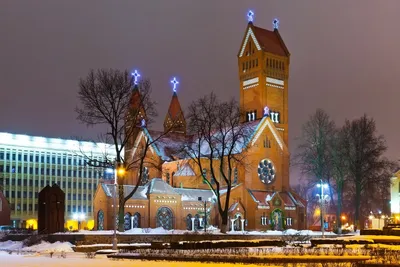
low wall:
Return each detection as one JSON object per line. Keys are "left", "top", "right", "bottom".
{"left": 6, "top": 233, "right": 319, "bottom": 245}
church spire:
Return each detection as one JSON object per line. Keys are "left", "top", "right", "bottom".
{"left": 164, "top": 77, "right": 186, "bottom": 134}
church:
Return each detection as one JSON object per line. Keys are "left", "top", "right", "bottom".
{"left": 93, "top": 13, "right": 306, "bottom": 232}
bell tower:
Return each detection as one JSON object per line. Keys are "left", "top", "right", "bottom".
{"left": 238, "top": 12, "right": 290, "bottom": 145}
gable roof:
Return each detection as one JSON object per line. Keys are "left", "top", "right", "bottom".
{"left": 239, "top": 23, "right": 290, "bottom": 57}
{"left": 174, "top": 164, "right": 196, "bottom": 177}
{"left": 247, "top": 189, "right": 303, "bottom": 208}
{"left": 101, "top": 183, "right": 149, "bottom": 200}
{"left": 148, "top": 178, "right": 179, "bottom": 195}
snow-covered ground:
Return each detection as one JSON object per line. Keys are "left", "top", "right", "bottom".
{"left": 0, "top": 253, "right": 246, "bottom": 267}
{"left": 56, "top": 227, "right": 339, "bottom": 236}
{"left": 0, "top": 240, "right": 74, "bottom": 253}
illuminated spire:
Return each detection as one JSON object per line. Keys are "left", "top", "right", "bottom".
{"left": 131, "top": 70, "right": 140, "bottom": 85}
{"left": 170, "top": 77, "right": 179, "bottom": 92}
{"left": 247, "top": 10, "right": 254, "bottom": 23}
{"left": 273, "top": 18, "right": 279, "bottom": 30}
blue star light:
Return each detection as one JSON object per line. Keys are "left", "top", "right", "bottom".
{"left": 170, "top": 77, "right": 179, "bottom": 92}
{"left": 273, "top": 18, "right": 279, "bottom": 29}
{"left": 247, "top": 10, "right": 254, "bottom": 23}
{"left": 131, "top": 70, "right": 140, "bottom": 85}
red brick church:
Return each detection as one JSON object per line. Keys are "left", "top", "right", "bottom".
{"left": 94, "top": 13, "right": 306, "bottom": 232}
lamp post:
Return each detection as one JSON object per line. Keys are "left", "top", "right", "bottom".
{"left": 112, "top": 161, "right": 125, "bottom": 250}
{"left": 112, "top": 161, "right": 118, "bottom": 250}
{"left": 316, "top": 180, "right": 329, "bottom": 237}
{"left": 198, "top": 197, "right": 212, "bottom": 233}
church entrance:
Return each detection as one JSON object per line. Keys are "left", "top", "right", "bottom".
{"left": 234, "top": 213, "right": 243, "bottom": 231}
{"left": 271, "top": 209, "right": 283, "bottom": 230}
{"left": 156, "top": 207, "right": 174, "bottom": 230}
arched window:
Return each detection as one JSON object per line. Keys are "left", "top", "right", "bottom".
{"left": 132, "top": 212, "right": 141, "bottom": 228}
{"left": 156, "top": 207, "right": 174, "bottom": 230}
{"left": 233, "top": 168, "right": 238, "bottom": 184}
{"left": 186, "top": 214, "right": 192, "bottom": 230}
{"left": 124, "top": 212, "right": 132, "bottom": 230}
{"left": 141, "top": 167, "right": 149, "bottom": 185}
{"left": 194, "top": 214, "right": 200, "bottom": 230}
{"left": 97, "top": 210, "right": 104, "bottom": 230}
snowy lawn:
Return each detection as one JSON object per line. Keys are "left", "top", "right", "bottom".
{"left": 0, "top": 252, "right": 270, "bottom": 267}
{"left": 0, "top": 241, "right": 74, "bottom": 253}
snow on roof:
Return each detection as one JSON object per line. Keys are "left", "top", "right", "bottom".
{"left": 174, "top": 188, "right": 214, "bottom": 201}
{"left": 146, "top": 130, "right": 188, "bottom": 161}
{"left": 148, "top": 178, "right": 179, "bottom": 195}
{"left": 174, "top": 164, "right": 196, "bottom": 177}
{"left": 101, "top": 183, "right": 148, "bottom": 200}
{"left": 248, "top": 190, "right": 301, "bottom": 207}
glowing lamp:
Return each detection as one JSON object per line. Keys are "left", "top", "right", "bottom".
{"left": 117, "top": 167, "right": 126, "bottom": 176}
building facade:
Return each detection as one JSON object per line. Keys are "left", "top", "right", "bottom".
{"left": 0, "top": 132, "right": 115, "bottom": 229}
{"left": 94, "top": 16, "right": 307, "bottom": 232}
{"left": 391, "top": 170, "right": 400, "bottom": 222}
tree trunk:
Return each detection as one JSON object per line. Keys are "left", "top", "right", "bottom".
{"left": 220, "top": 211, "right": 229, "bottom": 234}
{"left": 354, "top": 182, "right": 361, "bottom": 230}
{"left": 118, "top": 184, "right": 125, "bottom": 232}
{"left": 336, "top": 182, "right": 343, "bottom": 234}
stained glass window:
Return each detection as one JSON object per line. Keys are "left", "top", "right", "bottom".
{"left": 132, "top": 212, "right": 141, "bottom": 228}
{"left": 97, "top": 210, "right": 104, "bottom": 230}
{"left": 257, "top": 159, "right": 276, "bottom": 184}
{"left": 156, "top": 207, "right": 173, "bottom": 230}
{"left": 124, "top": 212, "right": 131, "bottom": 230}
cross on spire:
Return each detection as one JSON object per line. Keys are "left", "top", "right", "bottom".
{"left": 247, "top": 10, "right": 254, "bottom": 23}
{"left": 170, "top": 77, "right": 179, "bottom": 92}
{"left": 131, "top": 70, "right": 140, "bottom": 85}
{"left": 273, "top": 18, "right": 279, "bottom": 29}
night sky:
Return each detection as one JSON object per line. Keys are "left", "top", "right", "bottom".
{"left": 1, "top": 1, "right": 399, "bottom": 168}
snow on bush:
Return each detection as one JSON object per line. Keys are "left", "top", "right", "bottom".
{"left": 22, "top": 241, "right": 74, "bottom": 253}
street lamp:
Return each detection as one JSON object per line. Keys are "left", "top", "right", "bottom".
{"left": 73, "top": 212, "right": 86, "bottom": 230}
{"left": 316, "top": 180, "right": 329, "bottom": 237}
{"left": 198, "top": 197, "right": 213, "bottom": 233}
{"left": 112, "top": 161, "right": 125, "bottom": 251}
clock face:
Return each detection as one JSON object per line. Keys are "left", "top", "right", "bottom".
{"left": 258, "top": 159, "right": 276, "bottom": 184}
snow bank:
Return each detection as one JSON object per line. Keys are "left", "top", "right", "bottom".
{"left": 0, "top": 241, "right": 23, "bottom": 251}
{"left": 22, "top": 241, "right": 74, "bottom": 253}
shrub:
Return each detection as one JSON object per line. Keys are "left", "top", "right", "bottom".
{"left": 22, "top": 234, "right": 47, "bottom": 247}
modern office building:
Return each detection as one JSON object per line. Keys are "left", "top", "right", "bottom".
{"left": 0, "top": 132, "right": 116, "bottom": 230}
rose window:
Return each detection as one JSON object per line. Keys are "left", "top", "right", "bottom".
{"left": 257, "top": 159, "right": 276, "bottom": 184}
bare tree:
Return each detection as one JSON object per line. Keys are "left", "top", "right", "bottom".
{"left": 183, "top": 92, "right": 251, "bottom": 233}
{"left": 329, "top": 128, "right": 348, "bottom": 233}
{"left": 76, "top": 69, "right": 159, "bottom": 231}
{"left": 341, "top": 114, "right": 397, "bottom": 229}
{"left": 295, "top": 109, "right": 336, "bottom": 203}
